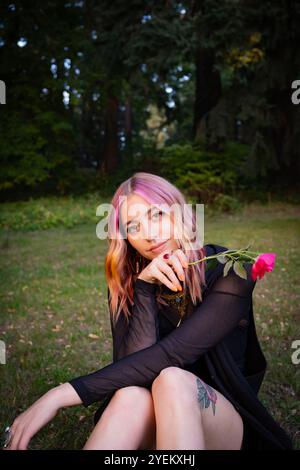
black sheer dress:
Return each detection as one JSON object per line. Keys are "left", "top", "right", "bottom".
{"left": 68, "top": 243, "right": 293, "bottom": 450}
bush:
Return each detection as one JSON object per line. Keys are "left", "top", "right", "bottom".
{"left": 212, "top": 193, "right": 242, "bottom": 213}
{"left": 0, "top": 193, "right": 108, "bottom": 231}
{"left": 155, "top": 141, "right": 250, "bottom": 203}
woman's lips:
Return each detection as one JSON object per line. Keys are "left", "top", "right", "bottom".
{"left": 149, "top": 239, "right": 169, "bottom": 253}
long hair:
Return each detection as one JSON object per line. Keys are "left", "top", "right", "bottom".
{"left": 105, "top": 172, "right": 207, "bottom": 327}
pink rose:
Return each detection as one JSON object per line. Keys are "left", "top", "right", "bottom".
{"left": 251, "top": 253, "right": 276, "bottom": 281}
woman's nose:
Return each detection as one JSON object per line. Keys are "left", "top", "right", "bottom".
{"left": 141, "top": 218, "right": 161, "bottom": 241}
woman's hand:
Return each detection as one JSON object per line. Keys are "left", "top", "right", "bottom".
{"left": 5, "top": 383, "right": 82, "bottom": 450}
{"left": 138, "top": 249, "right": 189, "bottom": 291}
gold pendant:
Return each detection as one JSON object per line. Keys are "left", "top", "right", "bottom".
{"left": 159, "top": 286, "right": 190, "bottom": 326}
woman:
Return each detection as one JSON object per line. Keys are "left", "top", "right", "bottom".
{"left": 4, "top": 172, "right": 293, "bottom": 450}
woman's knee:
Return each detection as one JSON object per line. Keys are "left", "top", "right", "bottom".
{"left": 152, "top": 367, "right": 189, "bottom": 394}
{"left": 153, "top": 366, "right": 184, "bottom": 383}
{"left": 152, "top": 367, "right": 208, "bottom": 409}
{"left": 110, "top": 386, "right": 153, "bottom": 414}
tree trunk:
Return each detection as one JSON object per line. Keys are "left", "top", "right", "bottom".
{"left": 100, "top": 94, "right": 119, "bottom": 173}
{"left": 193, "top": 47, "right": 222, "bottom": 145}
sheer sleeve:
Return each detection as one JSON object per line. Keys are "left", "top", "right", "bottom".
{"left": 110, "top": 278, "right": 160, "bottom": 362}
{"left": 68, "top": 263, "right": 257, "bottom": 407}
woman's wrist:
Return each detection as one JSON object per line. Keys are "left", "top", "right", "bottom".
{"left": 137, "top": 273, "right": 153, "bottom": 283}
{"left": 48, "top": 382, "right": 83, "bottom": 408}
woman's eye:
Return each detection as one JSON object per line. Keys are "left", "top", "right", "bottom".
{"left": 127, "top": 211, "right": 163, "bottom": 234}
{"left": 128, "top": 224, "right": 138, "bottom": 234}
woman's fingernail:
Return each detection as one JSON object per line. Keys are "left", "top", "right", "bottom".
{"left": 177, "top": 285, "right": 182, "bottom": 290}
{"left": 163, "top": 253, "right": 170, "bottom": 259}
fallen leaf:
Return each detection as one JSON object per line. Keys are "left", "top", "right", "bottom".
{"left": 52, "top": 325, "right": 61, "bottom": 332}
{"left": 88, "top": 333, "right": 99, "bottom": 339}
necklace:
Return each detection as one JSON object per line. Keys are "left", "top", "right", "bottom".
{"left": 158, "top": 286, "right": 191, "bottom": 327}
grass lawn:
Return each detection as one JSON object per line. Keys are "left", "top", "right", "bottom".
{"left": 0, "top": 200, "right": 299, "bottom": 449}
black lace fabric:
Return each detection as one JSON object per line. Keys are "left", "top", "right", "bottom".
{"left": 68, "top": 244, "right": 256, "bottom": 408}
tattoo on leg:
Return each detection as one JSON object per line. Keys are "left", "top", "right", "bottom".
{"left": 196, "top": 377, "right": 218, "bottom": 415}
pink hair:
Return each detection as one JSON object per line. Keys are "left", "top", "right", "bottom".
{"left": 105, "top": 172, "right": 207, "bottom": 326}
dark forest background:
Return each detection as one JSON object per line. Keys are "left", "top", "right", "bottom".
{"left": 0, "top": 0, "right": 299, "bottom": 206}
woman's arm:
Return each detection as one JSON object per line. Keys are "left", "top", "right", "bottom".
{"left": 5, "top": 279, "right": 160, "bottom": 450}
{"left": 68, "top": 263, "right": 257, "bottom": 407}
{"left": 6, "top": 383, "right": 82, "bottom": 450}
{"left": 110, "top": 277, "right": 161, "bottom": 361}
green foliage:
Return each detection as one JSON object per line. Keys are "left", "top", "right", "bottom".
{"left": 156, "top": 142, "right": 249, "bottom": 208}
{"left": 0, "top": 193, "right": 108, "bottom": 231}
{"left": 193, "top": 0, "right": 300, "bottom": 182}
{"left": 213, "top": 193, "right": 242, "bottom": 213}
{"left": 0, "top": 0, "right": 299, "bottom": 199}
{"left": 0, "top": 104, "right": 76, "bottom": 193}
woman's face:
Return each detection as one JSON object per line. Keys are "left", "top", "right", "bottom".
{"left": 119, "top": 193, "right": 179, "bottom": 260}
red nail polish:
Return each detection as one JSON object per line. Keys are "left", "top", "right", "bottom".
{"left": 163, "top": 253, "right": 170, "bottom": 259}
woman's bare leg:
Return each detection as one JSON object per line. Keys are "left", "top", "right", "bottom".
{"left": 83, "top": 386, "right": 156, "bottom": 450}
{"left": 151, "top": 367, "right": 244, "bottom": 450}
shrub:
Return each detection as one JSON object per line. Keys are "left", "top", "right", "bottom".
{"left": 156, "top": 141, "right": 250, "bottom": 204}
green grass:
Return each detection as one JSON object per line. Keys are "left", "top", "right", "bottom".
{"left": 0, "top": 200, "right": 299, "bottom": 449}
{"left": 0, "top": 192, "right": 109, "bottom": 231}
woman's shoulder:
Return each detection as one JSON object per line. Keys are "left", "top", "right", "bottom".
{"left": 202, "top": 242, "right": 229, "bottom": 292}
{"left": 203, "top": 242, "right": 229, "bottom": 256}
